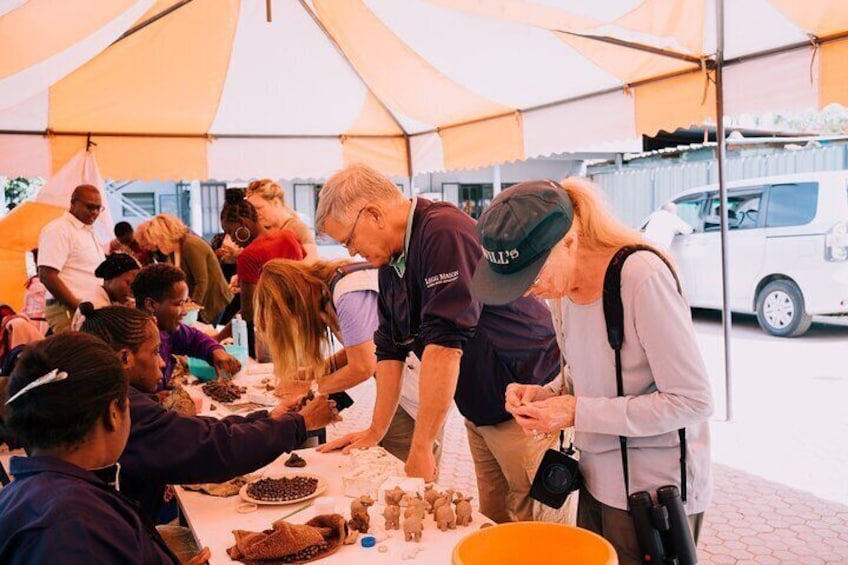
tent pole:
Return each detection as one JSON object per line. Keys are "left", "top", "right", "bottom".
{"left": 715, "top": 0, "right": 733, "bottom": 421}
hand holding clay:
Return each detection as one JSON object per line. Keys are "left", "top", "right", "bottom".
{"left": 297, "top": 393, "right": 340, "bottom": 431}
{"left": 511, "top": 394, "right": 577, "bottom": 434}
{"left": 505, "top": 383, "right": 552, "bottom": 413}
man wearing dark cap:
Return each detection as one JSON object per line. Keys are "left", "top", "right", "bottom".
{"left": 71, "top": 253, "right": 141, "bottom": 331}
{"left": 37, "top": 184, "right": 107, "bottom": 334}
{"left": 314, "top": 164, "right": 561, "bottom": 523}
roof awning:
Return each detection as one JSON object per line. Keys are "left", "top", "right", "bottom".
{"left": 1, "top": 0, "right": 846, "bottom": 180}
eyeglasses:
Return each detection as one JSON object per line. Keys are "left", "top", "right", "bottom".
{"left": 340, "top": 207, "right": 366, "bottom": 250}
{"left": 73, "top": 199, "right": 105, "bottom": 213}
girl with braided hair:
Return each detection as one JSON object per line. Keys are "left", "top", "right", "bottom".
{"left": 79, "top": 304, "right": 337, "bottom": 522}
{"left": 219, "top": 195, "right": 305, "bottom": 356}
{"left": 0, "top": 332, "right": 211, "bottom": 564}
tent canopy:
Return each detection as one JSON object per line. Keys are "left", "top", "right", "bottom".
{"left": 1, "top": 0, "right": 847, "bottom": 181}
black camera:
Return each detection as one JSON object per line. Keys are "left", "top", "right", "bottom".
{"left": 529, "top": 446, "right": 581, "bottom": 509}
{"left": 629, "top": 485, "right": 697, "bottom": 565}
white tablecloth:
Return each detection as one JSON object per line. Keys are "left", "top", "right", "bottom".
{"left": 174, "top": 448, "right": 489, "bottom": 564}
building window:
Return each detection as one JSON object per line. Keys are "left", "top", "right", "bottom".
{"left": 458, "top": 184, "right": 494, "bottom": 219}
{"left": 200, "top": 182, "right": 227, "bottom": 238}
{"left": 122, "top": 192, "right": 155, "bottom": 217}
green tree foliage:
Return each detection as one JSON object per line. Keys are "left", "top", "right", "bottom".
{"left": 2, "top": 177, "right": 39, "bottom": 211}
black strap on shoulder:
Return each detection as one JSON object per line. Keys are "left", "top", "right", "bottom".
{"left": 328, "top": 261, "right": 373, "bottom": 296}
{"left": 602, "top": 245, "right": 688, "bottom": 504}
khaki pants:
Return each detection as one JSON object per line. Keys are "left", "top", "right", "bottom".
{"left": 380, "top": 406, "right": 444, "bottom": 468}
{"left": 465, "top": 418, "right": 550, "bottom": 524}
{"left": 45, "top": 302, "right": 73, "bottom": 334}
{"left": 578, "top": 487, "right": 704, "bottom": 565}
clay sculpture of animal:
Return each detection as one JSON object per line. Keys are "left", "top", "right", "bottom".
{"left": 349, "top": 495, "right": 374, "bottom": 533}
{"left": 435, "top": 503, "right": 456, "bottom": 532}
{"left": 431, "top": 489, "right": 454, "bottom": 520}
{"left": 454, "top": 493, "right": 474, "bottom": 527}
{"left": 403, "top": 513, "right": 423, "bottom": 542}
{"left": 423, "top": 485, "right": 441, "bottom": 513}
{"left": 383, "top": 504, "right": 401, "bottom": 530}
{"left": 384, "top": 486, "right": 405, "bottom": 507}
{"left": 403, "top": 496, "right": 426, "bottom": 520}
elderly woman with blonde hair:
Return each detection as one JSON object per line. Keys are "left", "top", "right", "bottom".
{"left": 254, "top": 258, "right": 436, "bottom": 463}
{"left": 246, "top": 179, "right": 318, "bottom": 260}
{"left": 471, "top": 178, "right": 713, "bottom": 565}
{"left": 136, "top": 214, "right": 232, "bottom": 323}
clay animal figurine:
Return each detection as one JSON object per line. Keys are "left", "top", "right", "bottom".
{"left": 431, "top": 489, "right": 454, "bottom": 519}
{"left": 349, "top": 495, "right": 374, "bottom": 533}
{"left": 435, "top": 502, "right": 456, "bottom": 531}
{"left": 454, "top": 493, "right": 474, "bottom": 527}
{"left": 383, "top": 504, "right": 401, "bottom": 530}
{"left": 403, "top": 496, "right": 427, "bottom": 520}
{"left": 423, "top": 485, "right": 441, "bottom": 513}
{"left": 403, "top": 513, "right": 423, "bottom": 542}
{"left": 384, "top": 486, "right": 405, "bottom": 507}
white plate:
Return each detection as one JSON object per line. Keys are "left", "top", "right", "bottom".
{"left": 239, "top": 473, "right": 328, "bottom": 506}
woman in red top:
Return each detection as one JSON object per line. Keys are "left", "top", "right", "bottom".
{"left": 220, "top": 196, "right": 305, "bottom": 355}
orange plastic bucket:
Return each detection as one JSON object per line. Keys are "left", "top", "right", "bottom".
{"left": 452, "top": 522, "right": 618, "bottom": 565}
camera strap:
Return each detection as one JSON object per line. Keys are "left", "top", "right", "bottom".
{"left": 603, "top": 245, "right": 688, "bottom": 504}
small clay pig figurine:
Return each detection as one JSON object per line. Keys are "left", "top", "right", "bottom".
{"left": 383, "top": 503, "right": 401, "bottom": 530}
{"left": 423, "top": 485, "right": 441, "bottom": 513}
{"left": 431, "top": 489, "right": 454, "bottom": 519}
{"left": 403, "top": 495, "right": 426, "bottom": 520}
{"left": 385, "top": 486, "right": 405, "bottom": 506}
{"left": 435, "top": 501, "right": 456, "bottom": 531}
{"left": 349, "top": 495, "right": 374, "bottom": 533}
{"left": 454, "top": 493, "right": 474, "bottom": 527}
{"left": 403, "top": 513, "right": 423, "bottom": 542}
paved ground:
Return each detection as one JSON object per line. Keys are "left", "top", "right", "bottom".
{"left": 690, "top": 309, "right": 848, "bottom": 508}
{"left": 328, "top": 377, "right": 848, "bottom": 564}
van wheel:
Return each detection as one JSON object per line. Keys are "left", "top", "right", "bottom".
{"left": 756, "top": 280, "right": 813, "bottom": 337}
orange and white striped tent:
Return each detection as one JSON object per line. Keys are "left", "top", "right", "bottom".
{"left": 1, "top": 0, "right": 847, "bottom": 182}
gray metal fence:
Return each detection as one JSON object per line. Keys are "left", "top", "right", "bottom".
{"left": 589, "top": 144, "right": 848, "bottom": 227}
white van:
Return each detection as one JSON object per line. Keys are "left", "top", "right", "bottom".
{"left": 663, "top": 171, "right": 848, "bottom": 337}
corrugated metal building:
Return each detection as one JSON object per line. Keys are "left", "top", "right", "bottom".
{"left": 589, "top": 141, "right": 848, "bottom": 227}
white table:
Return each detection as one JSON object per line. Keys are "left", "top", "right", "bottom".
{"left": 174, "top": 448, "right": 490, "bottom": 564}
{"left": 182, "top": 361, "right": 281, "bottom": 418}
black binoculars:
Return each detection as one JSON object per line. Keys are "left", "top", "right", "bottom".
{"left": 629, "top": 485, "right": 697, "bottom": 565}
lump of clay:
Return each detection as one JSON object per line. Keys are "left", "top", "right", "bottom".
{"left": 285, "top": 452, "right": 307, "bottom": 468}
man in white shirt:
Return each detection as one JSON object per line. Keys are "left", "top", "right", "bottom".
{"left": 37, "top": 184, "right": 107, "bottom": 334}
{"left": 643, "top": 202, "right": 694, "bottom": 250}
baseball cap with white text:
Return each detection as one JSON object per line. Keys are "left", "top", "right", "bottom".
{"left": 471, "top": 180, "right": 573, "bottom": 305}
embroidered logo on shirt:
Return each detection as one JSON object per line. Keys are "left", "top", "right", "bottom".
{"left": 424, "top": 270, "right": 460, "bottom": 288}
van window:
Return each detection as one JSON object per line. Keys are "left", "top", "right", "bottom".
{"left": 674, "top": 196, "right": 706, "bottom": 232}
{"left": 766, "top": 183, "right": 818, "bottom": 227}
{"left": 704, "top": 189, "right": 763, "bottom": 231}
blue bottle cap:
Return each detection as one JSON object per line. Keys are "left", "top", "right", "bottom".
{"left": 360, "top": 535, "right": 376, "bottom": 548}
